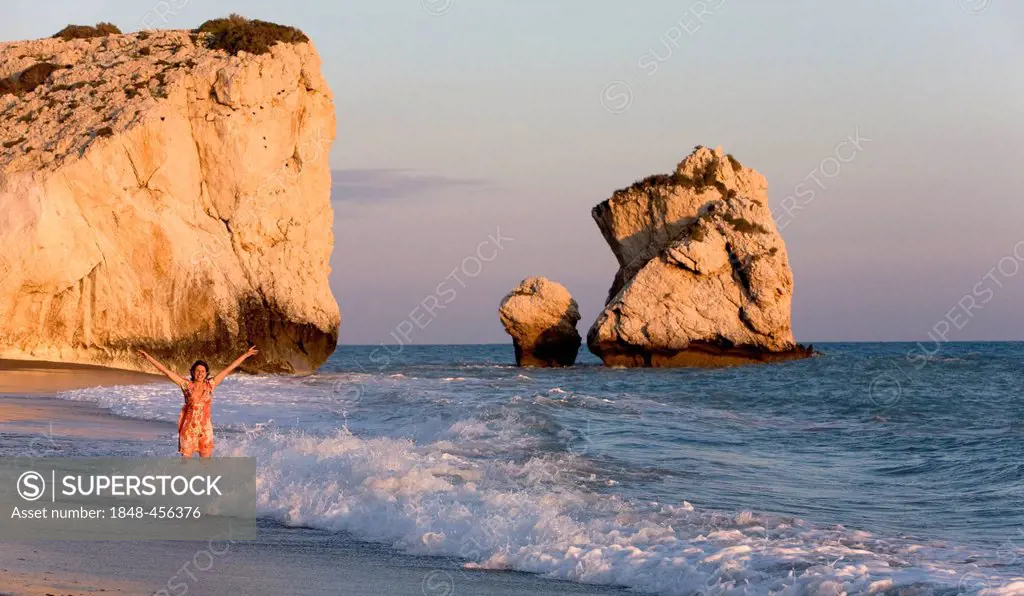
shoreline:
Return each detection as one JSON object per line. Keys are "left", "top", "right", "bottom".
{"left": 0, "top": 358, "right": 170, "bottom": 445}
{"left": 0, "top": 360, "right": 170, "bottom": 593}
{"left": 2, "top": 519, "right": 638, "bottom": 596}
{"left": 0, "top": 361, "right": 637, "bottom": 596}
{"left": 0, "top": 357, "right": 161, "bottom": 395}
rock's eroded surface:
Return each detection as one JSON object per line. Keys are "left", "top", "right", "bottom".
{"left": 588, "top": 147, "right": 811, "bottom": 367}
{"left": 499, "top": 277, "right": 581, "bottom": 367}
{"left": 0, "top": 27, "right": 339, "bottom": 373}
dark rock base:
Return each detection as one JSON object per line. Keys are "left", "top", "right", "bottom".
{"left": 116, "top": 294, "right": 337, "bottom": 375}
{"left": 589, "top": 340, "right": 814, "bottom": 368}
{"left": 513, "top": 335, "right": 582, "bottom": 368}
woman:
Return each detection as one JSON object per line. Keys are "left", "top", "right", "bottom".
{"left": 137, "top": 346, "right": 258, "bottom": 458}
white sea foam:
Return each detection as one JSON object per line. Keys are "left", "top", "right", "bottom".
{"left": 214, "top": 428, "right": 1021, "bottom": 595}
{"left": 52, "top": 375, "right": 343, "bottom": 432}
{"left": 56, "top": 382, "right": 180, "bottom": 423}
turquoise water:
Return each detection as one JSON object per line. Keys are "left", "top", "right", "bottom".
{"left": 42, "top": 343, "right": 1024, "bottom": 594}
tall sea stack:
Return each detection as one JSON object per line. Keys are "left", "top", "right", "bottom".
{"left": 587, "top": 146, "right": 811, "bottom": 367}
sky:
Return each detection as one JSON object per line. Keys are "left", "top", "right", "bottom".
{"left": 4, "top": 1, "right": 1024, "bottom": 344}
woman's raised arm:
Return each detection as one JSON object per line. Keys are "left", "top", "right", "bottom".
{"left": 137, "top": 349, "right": 187, "bottom": 387}
{"left": 211, "top": 345, "right": 258, "bottom": 387}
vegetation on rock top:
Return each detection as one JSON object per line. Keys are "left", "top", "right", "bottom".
{"left": 194, "top": 14, "right": 308, "bottom": 55}
{"left": 613, "top": 172, "right": 692, "bottom": 197}
{"left": 610, "top": 152, "right": 743, "bottom": 200}
{"left": 611, "top": 167, "right": 721, "bottom": 199}
{"left": 53, "top": 23, "right": 122, "bottom": 40}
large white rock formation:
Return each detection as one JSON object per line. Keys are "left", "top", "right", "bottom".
{"left": 0, "top": 26, "right": 339, "bottom": 372}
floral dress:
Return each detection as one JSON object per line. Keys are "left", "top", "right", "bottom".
{"left": 179, "top": 379, "right": 215, "bottom": 457}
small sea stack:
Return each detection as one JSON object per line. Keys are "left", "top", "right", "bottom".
{"left": 587, "top": 146, "right": 812, "bottom": 367}
{"left": 499, "top": 277, "right": 582, "bottom": 367}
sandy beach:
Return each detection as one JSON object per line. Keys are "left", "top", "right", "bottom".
{"left": 2, "top": 521, "right": 637, "bottom": 596}
{"left": 0, "top": 541, "right": 147, "bottom": 595}
{"left": 0, "top": 360, "right": 167, "bottom": 594}
{"left": 0, "top": 359, "right": 159, "bottom": 395}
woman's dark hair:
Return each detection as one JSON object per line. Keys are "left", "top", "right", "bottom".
{"left": 190, "top": 360, "right": 211, "bottom": 380}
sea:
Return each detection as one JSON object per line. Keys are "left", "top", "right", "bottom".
{"left": 27, "top": 343, "right": 1024, "bottom": 594}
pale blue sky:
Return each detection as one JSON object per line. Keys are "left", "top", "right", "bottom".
{"left": 5, "top": 1, "right": 1023, "bottom": 343}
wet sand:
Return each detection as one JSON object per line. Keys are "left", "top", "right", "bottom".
{"left": 0, "top": 358, "right": 159, "bottom": 395}
{"left": 0, "top": 541, "right": 146, "bottom": 595}
{"left": 2, "top": 520, "right": 638, "bottom": 596}
{"left": 0, "top": 394, "right": 170, "bottom": 441}
{"left": 0, "top": 360, "right": 169, "bottom": 594}
{"left": 0, "top": 358, "right": 169, "bottom": 444}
